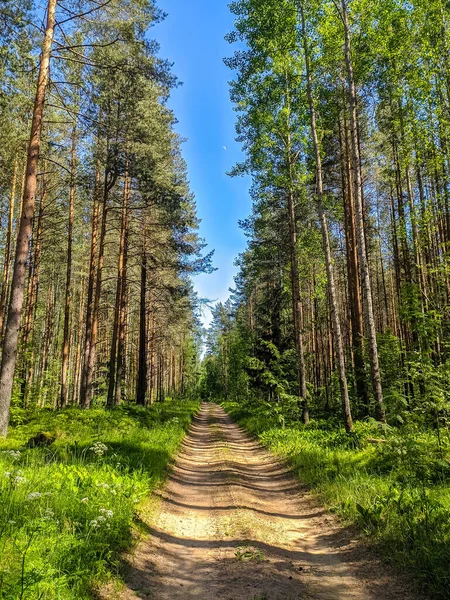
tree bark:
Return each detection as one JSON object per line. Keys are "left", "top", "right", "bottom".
{"left": 0, "top": 0, "right": 57, "bottom": 434}
{"left": 79, "top": 166, "right": 101, "bottom": 408}
{"left": 136, "top": 249, "right": 147, "bottom": 405}
{"left": 341, "top": 0, "right": 386, "bottom": 422}
{"left": 300, "top": 2, "right": 353, "bottom": 432}
{"left": 59, "top": 124, "right": 76, "bottom": 408}
{"left": 82, "top": 169, "right": 111, "bottom": 408}
{"left": 287, "top": 185, "right": 309, "bottom": 422}
{"left": 0, "top": 156, "right": 18, "bottom": 337}
{"left": 284, "top": 81, "right": 309, "bottom": 423}
{"left": 107, "top": 168, "right": 130, "bottom": 407}
{"left": 339, "top": 111, "right": 369, "bottom": 412}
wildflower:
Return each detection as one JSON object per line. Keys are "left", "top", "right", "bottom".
{"left": 96, "top": 482, "right": 109, "bottom": 490}
{"left": 2, "top": 450, "right": 21, "bottom": 460}
{"left": 89, "top": 520, "right": 99, "bottom": 528}
{"left": 3, "top": 472, "right": 11, "bottom": 478}
{"left": 13, "top": 476, "right": 26, "bottom": 485}
{"left": 89, "top": 442, "right": 108, "bottom": 456}
{"left": 80, "top": 497, "right": 89, "bottom": 504}
{"left": 97, "top": 515, "right": 106, "bottom": 523}
{"left": 27, "top": 492, "right": 43, "bottom": 500}
{"left": 99, "top": 508, "right": 113, "bottom": 519}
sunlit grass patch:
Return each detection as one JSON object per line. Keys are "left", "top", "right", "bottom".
{"left": 0, "top": 400, "right": 199, "bottom": 599}
{"left": 223, "top": 399, "right": 450, "bottom": 598}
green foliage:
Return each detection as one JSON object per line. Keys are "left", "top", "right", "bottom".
{"left": 0, "top": 400, "right": 199, "bottom": 599}
{"left": 223, "top": 398, "right": 450, "bottom": 597}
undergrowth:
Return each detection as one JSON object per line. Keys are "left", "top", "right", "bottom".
{"left": 0, "top": 400, "right": 199, "bottom": 599}
{"left": 222, "top": 398, "right": 450, "bottom": 599}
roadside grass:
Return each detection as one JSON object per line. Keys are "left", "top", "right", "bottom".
{"left": 222, "top": 399, "right": 450, "bottom": 599}
{"left": 0, "top": 400, "right": 199, "bottom": 600}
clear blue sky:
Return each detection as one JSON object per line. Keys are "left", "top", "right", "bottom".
{"left": 153, "top": 0, "right": 251, "bottom": 326}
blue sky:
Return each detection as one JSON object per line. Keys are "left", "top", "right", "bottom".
{"left": 153, "top": 0, "right": 251, "bottom": 326}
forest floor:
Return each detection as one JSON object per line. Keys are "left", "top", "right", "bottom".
{"left": 108, "top": 403, "right": 421, "bottom": 600}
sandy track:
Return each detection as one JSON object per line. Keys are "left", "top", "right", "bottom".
{"left": 113, "top": 403, "right": 420, "bottom": 600}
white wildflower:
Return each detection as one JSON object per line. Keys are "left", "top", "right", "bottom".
{"left": 3, "top": 472, "right": 11, "bottom": 478}
{"left": 2, "top": 450, "right": 21, "bottom": 460}
{"left": 89, "top": 520, "right": 99, "bottom": 528}
{"left": 99, "top": 508, "right": 113, "bottom": 519}
{"left": 97, "top": 515, "right": 106, "bottom": 522}
{"left": 89, "top": 442, "right": 108, "bottom": 456}
{"left": 27, "top": 492, "right": 42, "bottom": 500}
{"left": 13, "top": 476, "right": 26, "bottom": 485}
{"left": 96, "top": 482, "right": 109, "bottom": 489}
{"left": 80, "top": 497, "right": 89, "bottom": 504}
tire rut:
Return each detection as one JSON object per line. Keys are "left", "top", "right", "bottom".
{"left": 109, "top": 403, "right": 421, "bottom": 600}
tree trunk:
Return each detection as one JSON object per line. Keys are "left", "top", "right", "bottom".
{"left": 341, "top": 0, "right": 386, "bottom": 422}
{"left": 107, "top": 168, "right": 130, "bottom": 407}
{"left": 0, "top": 157, "right": 18, "bottom": 337}
{"left": 340, "top": 112, "right": 369, "bottom": 412}
{"left": 0, "top": 0, "right": 56, "bottom": 433}
{"left": 300, "top": 2, "right": 353, "bottom": 432}
{"left": 83, "top": 170, "right": 110, "bottom": 408}
{"left": 59, "top": 124, "right": 76, "bottom": 409}
{"left": 73, "top": 278, "right": 85, "bottom": 405}
{"left": 284, "top": 82, "right": 309, "bottom": 422}
{"left": 79, "top": 166, "right": 101, "bottom": 407}
{"left": 287, "top": 185, "right": 309, "bottom": 422}
{"left": 136, "top": 249, "right": 147, "bottom": 405}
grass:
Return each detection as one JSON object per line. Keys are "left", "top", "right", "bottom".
{"left": 222, "top": 398, "right": 450, "bottom": 599}
{"left": 0, "top": 399, "right": 199, "bottom": 599}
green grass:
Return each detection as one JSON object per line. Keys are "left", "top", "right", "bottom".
{"left": 0, "top": 400, "right": 199, "bottom": 599}
{"left": 222, "top": 399, "right": 450, "bottom": 599}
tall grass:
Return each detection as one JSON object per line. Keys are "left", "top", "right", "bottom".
{"left": 223, "top": 399, "right": 450, "bottom": 599}
{"left": 0, "top": 400, "right": 199, "bottom": 599}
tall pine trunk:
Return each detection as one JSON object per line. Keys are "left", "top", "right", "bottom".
{"left": 107, "top": 168, "right": 130, "bottom": 407}
{"left": 79, "top": 167, "right": 101, "bottom": 407}
{"left": 136, "top": 248, "right": 147, "bottom": 405}
{"left": 0, "top": 157, "right": 18, "bottom": 337}
{"left": 284, "top": 85, "right": 309, "bottom": 423}
{"left": 300, "top": 2, "right": 353, "bottom": 432}
{"left": 59, "top": 124, "right": 76, "bottom": 408}
{"left": 0, "top": 0, "right": 57, "bottom": 435}
{"left": 341, "top": 0, "right": 386, "bottom": 422}
{"left": 82, "top": 170, "right": 110, "bottom": 408}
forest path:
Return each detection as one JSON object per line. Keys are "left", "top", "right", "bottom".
{"left": 112, "top": 403, "right": 419, "bottom": 600}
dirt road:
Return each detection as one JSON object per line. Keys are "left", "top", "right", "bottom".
{"left": 115, "top": 403, "right": 420, "bottom": 600}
